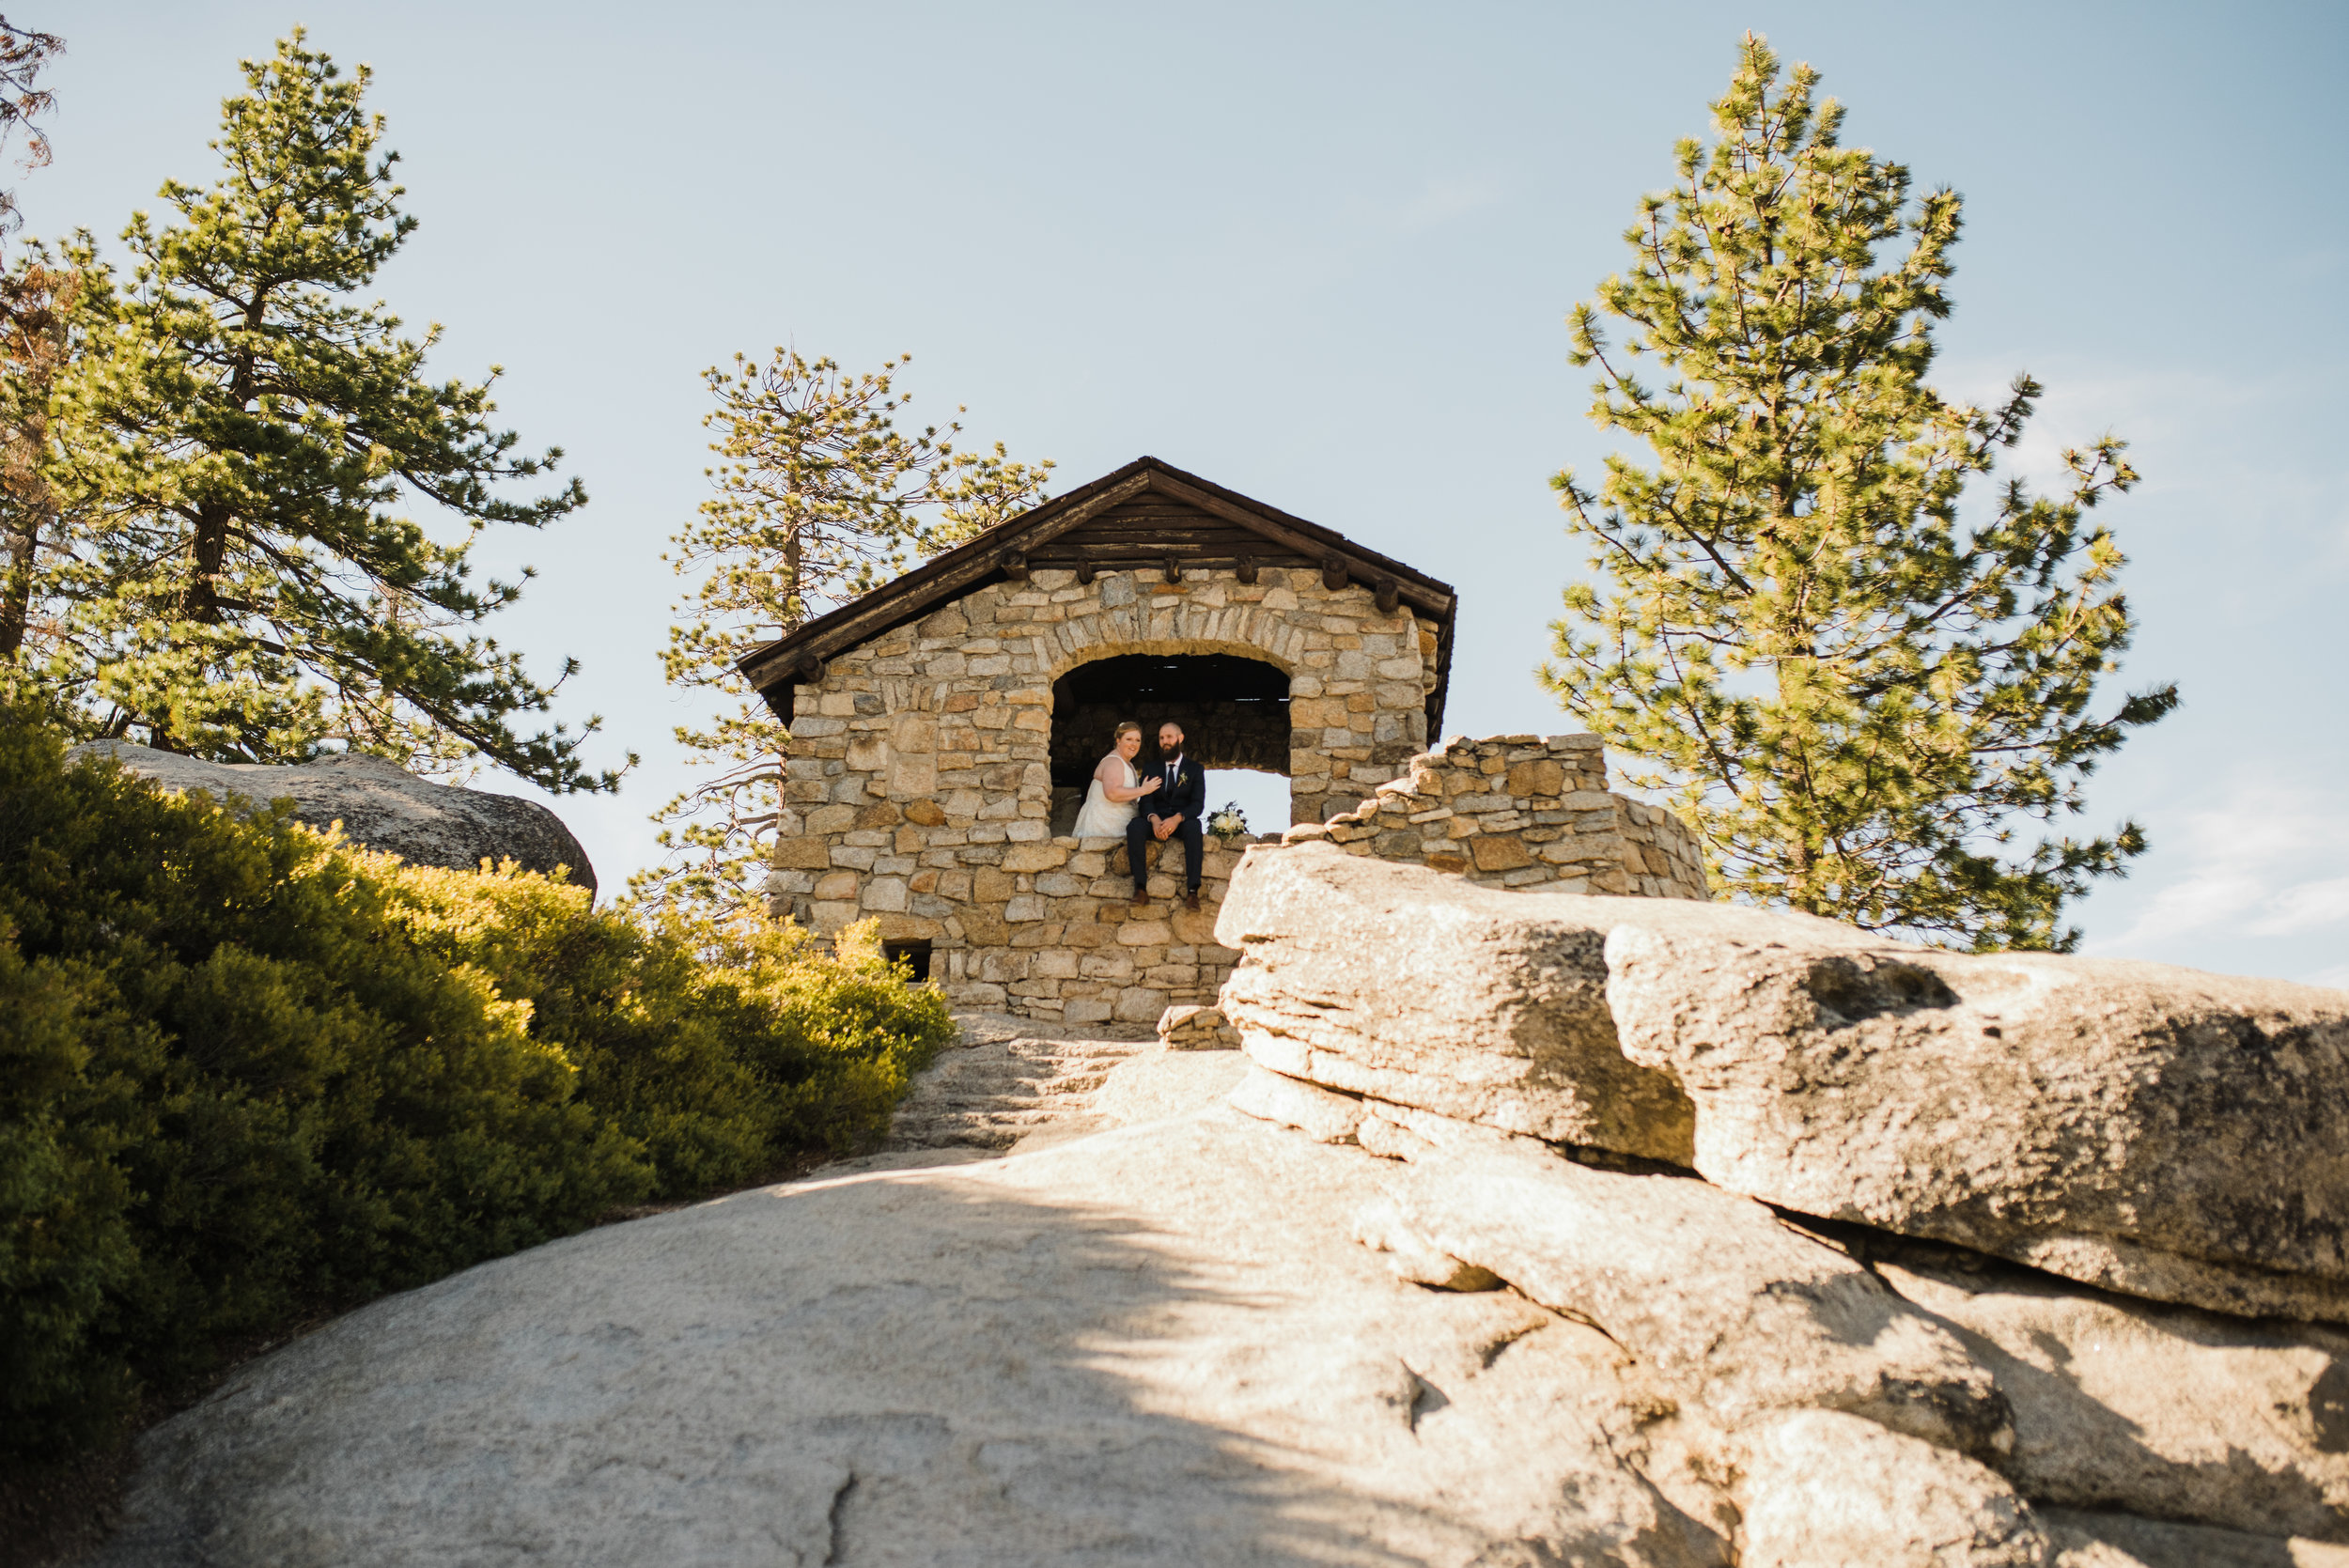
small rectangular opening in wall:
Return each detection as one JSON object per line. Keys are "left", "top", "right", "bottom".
{"left": 881, "top": 939, "right": 933, "bottom": 983}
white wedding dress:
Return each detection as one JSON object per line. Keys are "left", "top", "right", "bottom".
{"left": 1071, "top": 756, "right": 1140, "bottom": 839}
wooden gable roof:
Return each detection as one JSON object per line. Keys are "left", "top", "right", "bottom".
{"left": 736, "top": 456, "right": 1457, "bottom": 732}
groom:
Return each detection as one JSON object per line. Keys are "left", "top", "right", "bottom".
{"left": 1128, "top": 720, "right": 1206, "bottom": 911}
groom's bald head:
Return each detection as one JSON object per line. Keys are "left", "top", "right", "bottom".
{"left": 1158, "top": 722, "right": 1184, "bottom": 752}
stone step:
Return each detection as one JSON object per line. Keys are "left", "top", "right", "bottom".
{"left": 881, "top": 1013, "right": 1160, "bottom": 1153}
{"left": 897, "top": 1066, "right": 1121, "bottom": 1098}
{"left": 920, "top": 1052, "right": 1136, "bottom": 1077}
{"left": 928, "top": 1052, "right": 1143, "bottom": 1076}
{"left": 910, "top": 1098, "right": 1097, "bottom": 1119}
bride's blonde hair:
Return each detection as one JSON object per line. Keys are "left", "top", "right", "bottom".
{"left": 1112, "top": 721, "right": 1143, "bottom": 741}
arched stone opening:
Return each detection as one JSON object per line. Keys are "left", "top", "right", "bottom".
{"left": 1048, "top": 650, "right": 1290, "bottom": 833}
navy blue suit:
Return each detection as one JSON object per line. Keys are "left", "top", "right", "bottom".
{"left": 1129, "top": 753, "right": 1206, "bottom": 893}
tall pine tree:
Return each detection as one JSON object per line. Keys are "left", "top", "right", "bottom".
{"left": 1542, "top": 36, "right": 2173, "bottom": 951}
{"left": 39, "top": 33, "right": 619, "bottom": 789}
{"left": 0, "top": 14, "right": 70, "bottom": 671}
{"left": 0, "top": 246, "right": 83, "bottom": 666}
{"left": 637, "top": 349, "right": 1049, "bottom": 911}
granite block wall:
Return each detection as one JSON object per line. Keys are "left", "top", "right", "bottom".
{"left": 764, "top": 566, "right": 1709, "bottom": 1019}
{"left": 1279, "top": 733, "right": 1709, "bottom": 899}
{"left": 764, "top": 565, "right": 1441, "bottom": 1019}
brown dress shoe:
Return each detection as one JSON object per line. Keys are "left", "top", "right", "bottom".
{"left": 1184, "top": 891, "right": 1202, "bottom": 912}
{"left": 1130, "top": 890, "right": 1150, "bottom": 908}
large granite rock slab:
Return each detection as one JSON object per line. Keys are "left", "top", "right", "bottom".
{"left": 1875, "top": 1248, "right": 2349, "bottom": 1543}
{"left": 1601, "top": 913, "right": 2349, "bottom": 1322}
{"left": 1214, "top": 845, "right": 2349, "bottom": 1322}
{"left": 1213, "top": 842, "right": 1697, "bottom": 1161}
{"left": 93, "top": 1104, "right": 1734, "bottom": 1568}
{"left": 72, "top": 740, "right": 597, "bottom": 893}
{"left": 1389, "top": 1126, "right": 2010, "bottom": 1458}
{"left": 89, "top": 1034, "right": 2349, "bottom": 1562}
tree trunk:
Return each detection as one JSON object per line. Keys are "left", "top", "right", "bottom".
{"left": 188, "top": 499, "right": 229, "bottom": 623}
{"left": 0, "top": 264, "right": 70, "bottom": 663}
{"left": 0, "top": 502, "right": 37, "bottom": 661}
{"left": 783, "top": 525, "right": 803, "bottom": 634}
{"left": 184, "top": 293, "right": 269, "bottom": 625}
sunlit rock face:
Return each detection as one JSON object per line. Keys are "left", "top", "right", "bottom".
{"left": 1224, "top": 842, "right": 2349, "bottom": 1325}
{"left": 85, "top": 853, "right": 2349, "bottom": 1564}
{"left": 71, "top": 739, "right": 597, "bottom": 893}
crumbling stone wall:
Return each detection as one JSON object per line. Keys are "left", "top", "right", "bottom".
{"left": 1279, "top": 734, "right": 1709, "bottom": 899}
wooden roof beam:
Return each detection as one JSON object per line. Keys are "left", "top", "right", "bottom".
{"left": 737, "top": 457, "right": 1459, "bottom": 696}
{"left": 739, "top": 471, "right": 1151, "bottom": 687}
{"left": 1141, "top": 471, "right": 1455, "bottom": 616}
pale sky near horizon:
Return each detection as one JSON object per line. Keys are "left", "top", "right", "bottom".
{"left": 23, "top": 1, "right": 2349, "bottom": 984}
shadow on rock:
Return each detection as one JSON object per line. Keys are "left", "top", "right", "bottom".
{"left": 1862, "top": 1237, "right": 2349, "bottom": 1544}
{"left": 91, "top": 1112, "right": 1721, "bottom": 1567}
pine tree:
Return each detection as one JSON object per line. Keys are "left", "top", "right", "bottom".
{"left": 1541, "top": 36, "right": 2174, "bottom": 951}
{"left": 636, "top": 348, "right": 1049, "bottom": 911}
{"left": 0, "top": 14, "right": 69, "bottom": 670}
{"left": 37, "top": 33, "right": 620, "bottom": 790}
{"left": 0, "top": 246, "right": 84, "bottom": 666}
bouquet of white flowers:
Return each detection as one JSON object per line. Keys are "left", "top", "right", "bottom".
{"left": 1207, "top": 801, "right": 1250, "bottom": 843}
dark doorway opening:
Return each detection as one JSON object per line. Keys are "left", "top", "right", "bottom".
{"left": 881, "top": 939, "right": 933, "bottom": 983}
{"left": 1050, "top": 652, "right": 1290, "bottom": 831}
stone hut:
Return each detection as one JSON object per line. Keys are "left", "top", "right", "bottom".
{"left": 739, "top": 457, "right": 1704, "bottom": 1022}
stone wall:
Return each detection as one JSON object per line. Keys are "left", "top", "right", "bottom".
{"left": 763, "top": 562, "right": 1713, "bottom": 1018}
{"left": 1277, "top": 733, "right": 1709, "bottom": 899}
{"left": 764, "top": 564, "right": 1443, "bottom": 1018}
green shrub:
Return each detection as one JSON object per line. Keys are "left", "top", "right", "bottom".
{"left": 0, "top": 711, "right": 649, "bottom": 1454}
{"left": 0, "top": 931, "right": 147, "bottom": 1449}
{"left": 0, "top": 703, "right": 954, "bottom": 1464}
{"left": 689, "top": 912, "right": 957, "bottom": 1155}
{"left": 382, "top": 864, "right": 955, "bottom": 1193}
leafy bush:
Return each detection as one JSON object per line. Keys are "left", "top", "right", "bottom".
{"left": 385, "top": 863, "right": 956, "bottom": 1193}
{"left": 0, "top": 704, "right": 954, "bottom": 1464}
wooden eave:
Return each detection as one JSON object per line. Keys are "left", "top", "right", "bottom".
{"left": 736, "top": 455, "right": 1458, "bottom": 734}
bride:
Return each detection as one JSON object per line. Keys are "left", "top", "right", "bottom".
{"left": 1071, "top": 720, "right": 1159, "bottom": 839}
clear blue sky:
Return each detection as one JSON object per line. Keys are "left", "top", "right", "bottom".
{"left": 26, "top": 1, "right": 2349, "bottom": 982}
